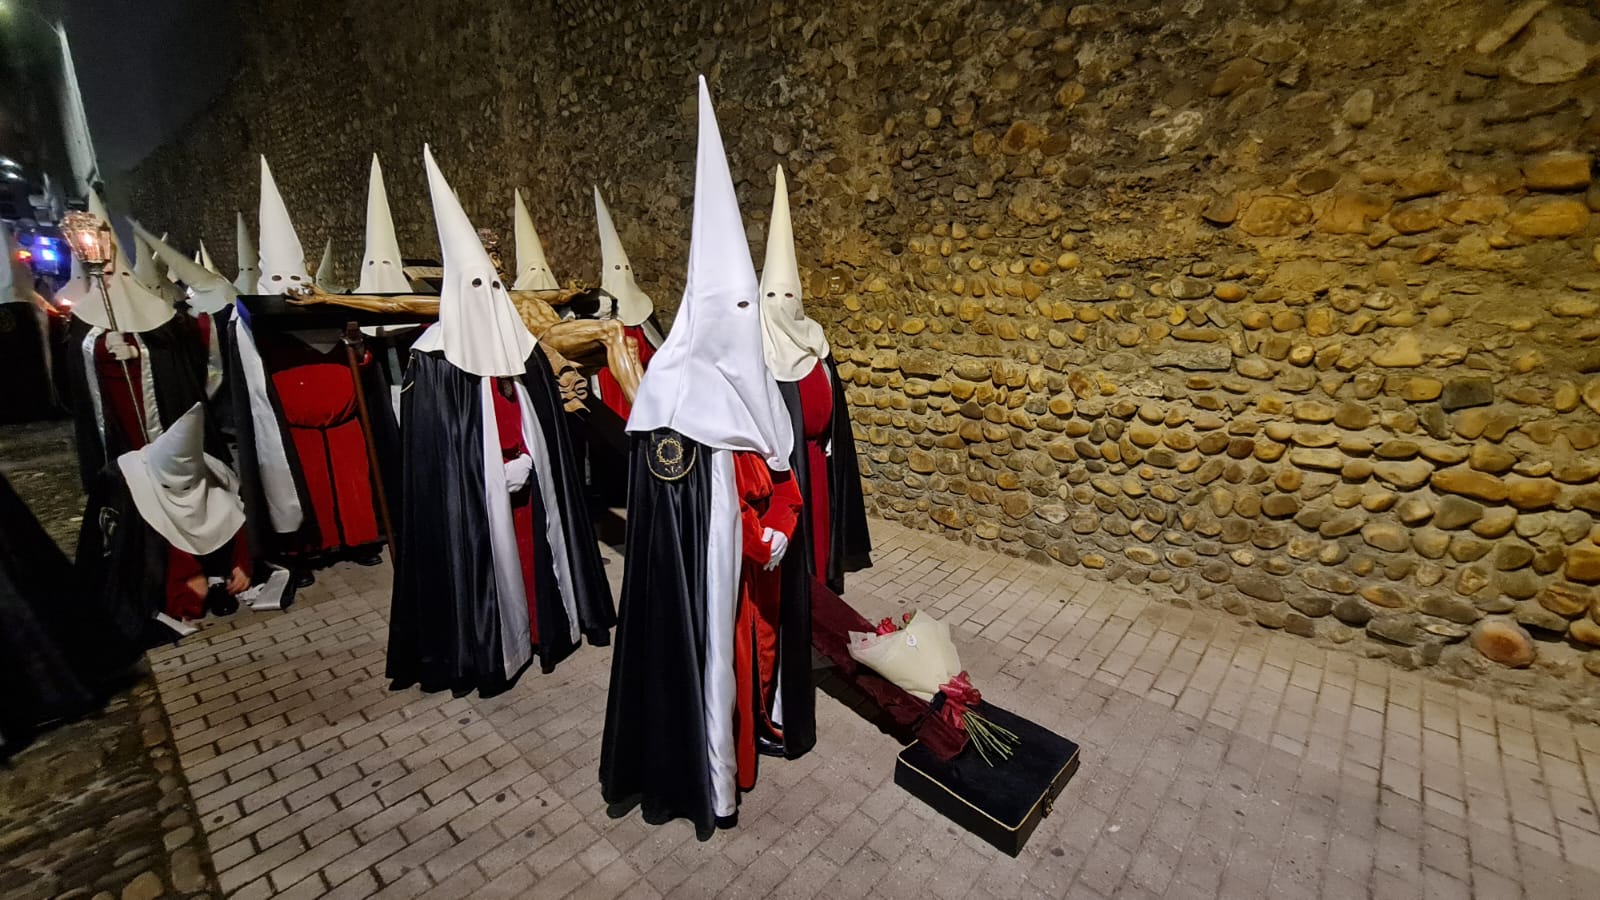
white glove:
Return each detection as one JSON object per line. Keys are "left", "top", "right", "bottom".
{"left": 504, "top": 454, "right": 533, "bottom": 492}
{"left": 762, "top": 526, "right": 789, "bottom": 571}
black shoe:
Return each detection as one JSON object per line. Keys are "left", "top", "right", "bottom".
{"left": 292, "top": 569, "right": 315, "bottom": 588}
{"left": 352, "top": 552, "right": 384, "bottom": 567}
{"left": 756, "top": 734, "right": 786, "bottom": 758}
{"left": 205, "top": 586, "right": 239, "bottom": 617}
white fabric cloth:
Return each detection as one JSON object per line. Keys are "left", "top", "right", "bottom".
{"left": 256, "top": 156, "right": 312, "bottom": 294}
{"left": 476, "top": 375, "right": 583, "bottom": 677}
{"left": 423, "top": 145, "right": 536, "bottom": 378}
{"left": 625, "top": 77, "right": 794, "bottom": 472}
{"left": 512, "top": 189, "right": 559, "bottom": 291}
{"left": 233, "top": 211, "right": 260, "bottom": 294}
{"left": 594, "top": 188, "right": 654, "bottom": 325}
{"left": 357, "top": 155, "right": 412, "bottom": 294}
{"left": 479, "top": 377, "right": 534, "bottom": 677}
{"left": 116, "top": 403, "right": 245, "bottom": 557}
{"left": 232, "top": 312, "right": 305, "bottom": 533}
{"left": 758, "top": 166, "right": 830, "bottom": 383}
{"left": 704, "top": 448, "right": 740, "bottom": 817}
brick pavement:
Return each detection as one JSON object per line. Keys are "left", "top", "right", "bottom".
{"left": 147, "top": 520, "right": 1600, "bottom": 899}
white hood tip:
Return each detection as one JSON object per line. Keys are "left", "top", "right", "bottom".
{"left": 593, "top": 187, "right": 654, "bottom": 326}
{"left": 256, "top": 155, "right": 311, "bottom": 295}
{"left": 423, "top": 144, "right": 536, "bottom": 379}
{"left": 624, "top": 75, "right": 793, "bottom": 471}
{"left": 759, "top": 164, "right": 829, "bottom": 383}
{"left": 512, "top": 188, "right": 559, "bottom": 292}
{"left": 357, "top": 154, "right": 413, "bottom": 294}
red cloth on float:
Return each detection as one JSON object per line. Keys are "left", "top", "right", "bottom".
{"left": 797, "top": 361, "right": 833, "bottom": 577}
{"left": 263, "top": 340, "right": 380, "bottom": 554}
{"left": 732, "top": 452, "right": 803, "bottom": 790}
{"left": 94, "top": 336, "right": 149, "bottom": 451}
{"left": 492, "top": 382, "right": 539, "bottom": 645}
{"left": 594, "top": 324, "right": 656, "bottom": 420}
{"left": 161, "top": 531, "right": 251, "bottom": 620}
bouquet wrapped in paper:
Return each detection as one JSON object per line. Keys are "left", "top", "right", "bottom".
{"left": 848, "top": 612, "right": 1019, "bottom": 764}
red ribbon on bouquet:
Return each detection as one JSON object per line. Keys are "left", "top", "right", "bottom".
{"left": 936, "top": 671, "right": 982, "bottom": 730}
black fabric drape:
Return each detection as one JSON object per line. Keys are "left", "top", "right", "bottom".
{"left": 387, "top": 348, "right": 613, "bottom": 696}
{"left": 825, "top": 356, "right": 872, "bottom": 589}
{"left": 66, "top": 316, "right": 223, "bottom": 492}
{"left": 600, "top": 430, "right": 717, "bottom": 839}
{"left": 775, "top": 379, "right": 817, "bottom": 760}
{"left": 518, "top": 343, "right": 616, "bottom": 651}
{"left": 0, "top": 304, "right": 58, "bottom": 424}
{"left": 386, "top": 351, "right": 509, "bottom": 696}
{"left": 74, "top": 469, "right": 169, "bottom": 663}
{"left": 224, "top": 308, "right": 319, "bottom": 564}
{"left": 0, "top": 471, "right": 141, "bottom": 757}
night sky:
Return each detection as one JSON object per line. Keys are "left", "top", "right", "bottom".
{"left": 57, "top": 0, "right": 240, "bottom": 173}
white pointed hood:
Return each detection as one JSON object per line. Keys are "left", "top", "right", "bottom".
{"left": 255, "top": 156, "right": 312, "bottom": 294}
{"left": 233, "top": 211, "right": 259, "bottom": 293}
{"left": 117, "top": 402, "right": 245, "bottom": 556}
{"left": 594, "top": 188, "right": 654, "bottom": 325}
{"left": 131, "top": 229, "right": 163, "bottom": 290}
{"left": 198, "top": 240, "right": 218, "bottom": 274}
{"left": 512, "top": 189, "right": 558, "bottom": 291}
{"left": 625, "top": 77, "right": 792, "bottom": 470}
{"left": 759, "top": 166, "right": 830, "bottom": 382}
{"left": 135, "top": 223, "right": 237, "bottom": 315}
{"left": 316, "top": 237, "right": 338, "bottom": 289}
{"left": 357, "top": 154, "right": 411, "bottom": 293}
{"left": 65, "top": 193, "right": 175, "bottom": 333}
{"left": 423, "top": 144, "right": 535, "bottom": 378}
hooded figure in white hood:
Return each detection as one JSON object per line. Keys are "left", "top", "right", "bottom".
{"left": 357, "top": 155, "right": 413, "bottom": 294}
{"left": 512, "top": 189, "right": 558, "bottom": 292}
{"left": 231, "top": 155, "right": 400, "bottom": 571}
{"left": 386, "top": 145, "right": 614, "bottom": 699}
{"left": 601, "top": 76, "right": 804, "bottom": 840}
{"left": 589, "top": 189, "right": 665, "bottom": 420}
{"left": 134, "top": 223, "right": 236, "bottom": 403}
{"left": 63, "top": 193, "right": 219, "bottom": 493}
{"left": 233, "top": 212, "right": 260, "bottom": 295}
{"left": 78, "top": 402, "right": 294, "bottom": 649}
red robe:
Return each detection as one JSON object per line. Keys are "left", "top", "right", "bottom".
{"left": 94, "top": 336, "right": 151, "bottom": 453}
{"left": 797, "top": 362, "right": 834, "bottom": 578}
{"left": 732, "top": 452, "right": 803, "bottom": 791}
{"left": 594, "top": 324, "right": 656, "bottom": 420}
{"left": 264, "top": 341, "right": 381, "bottom": 555}
{"left": 492, "top": 383, "right": 539, "bottom": 645}
{"left": 162, "top": 531, "right": 250, "bottom": 620}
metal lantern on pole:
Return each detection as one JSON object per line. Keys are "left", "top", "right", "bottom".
{"left": 61, "top": 209, "right": 148, "bottom": 437}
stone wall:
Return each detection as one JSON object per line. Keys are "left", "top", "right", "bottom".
{"left": 130, "top": 0, "right": 1600, "bottom": 713}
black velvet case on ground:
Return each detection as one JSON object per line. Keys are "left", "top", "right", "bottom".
{"left": 893, "top": 702, "right": 1081, "bottom": 857}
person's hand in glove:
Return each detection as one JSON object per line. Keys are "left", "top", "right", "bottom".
{"left": 504, "top": 454, "right": 533, "bottom": 492}
{"left": 761, "top": 526, "right": 789, "bottom": 571}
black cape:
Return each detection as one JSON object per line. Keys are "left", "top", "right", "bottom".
{"left": 224, "top": 304, "right": 322, "bottom": 563}
{"left": 600, "top": 428, "right": 717, "bottom": 838}
{"left": 0, "top": 302, "right": 60, "bottom": 424}
{"left": 65, "top": 315, "right": 222, "bottom": 492}
{"left": 0, "top": 472, "right": 142, "bottom": 758}
{"left": 773, "top": 356, "right": 873, "bottom": 758}
{"left": 386, "top": 346, "right": 613, "bottom": 697}
{"left": 73, "top": 466, "right": 174, "bottom": 647}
